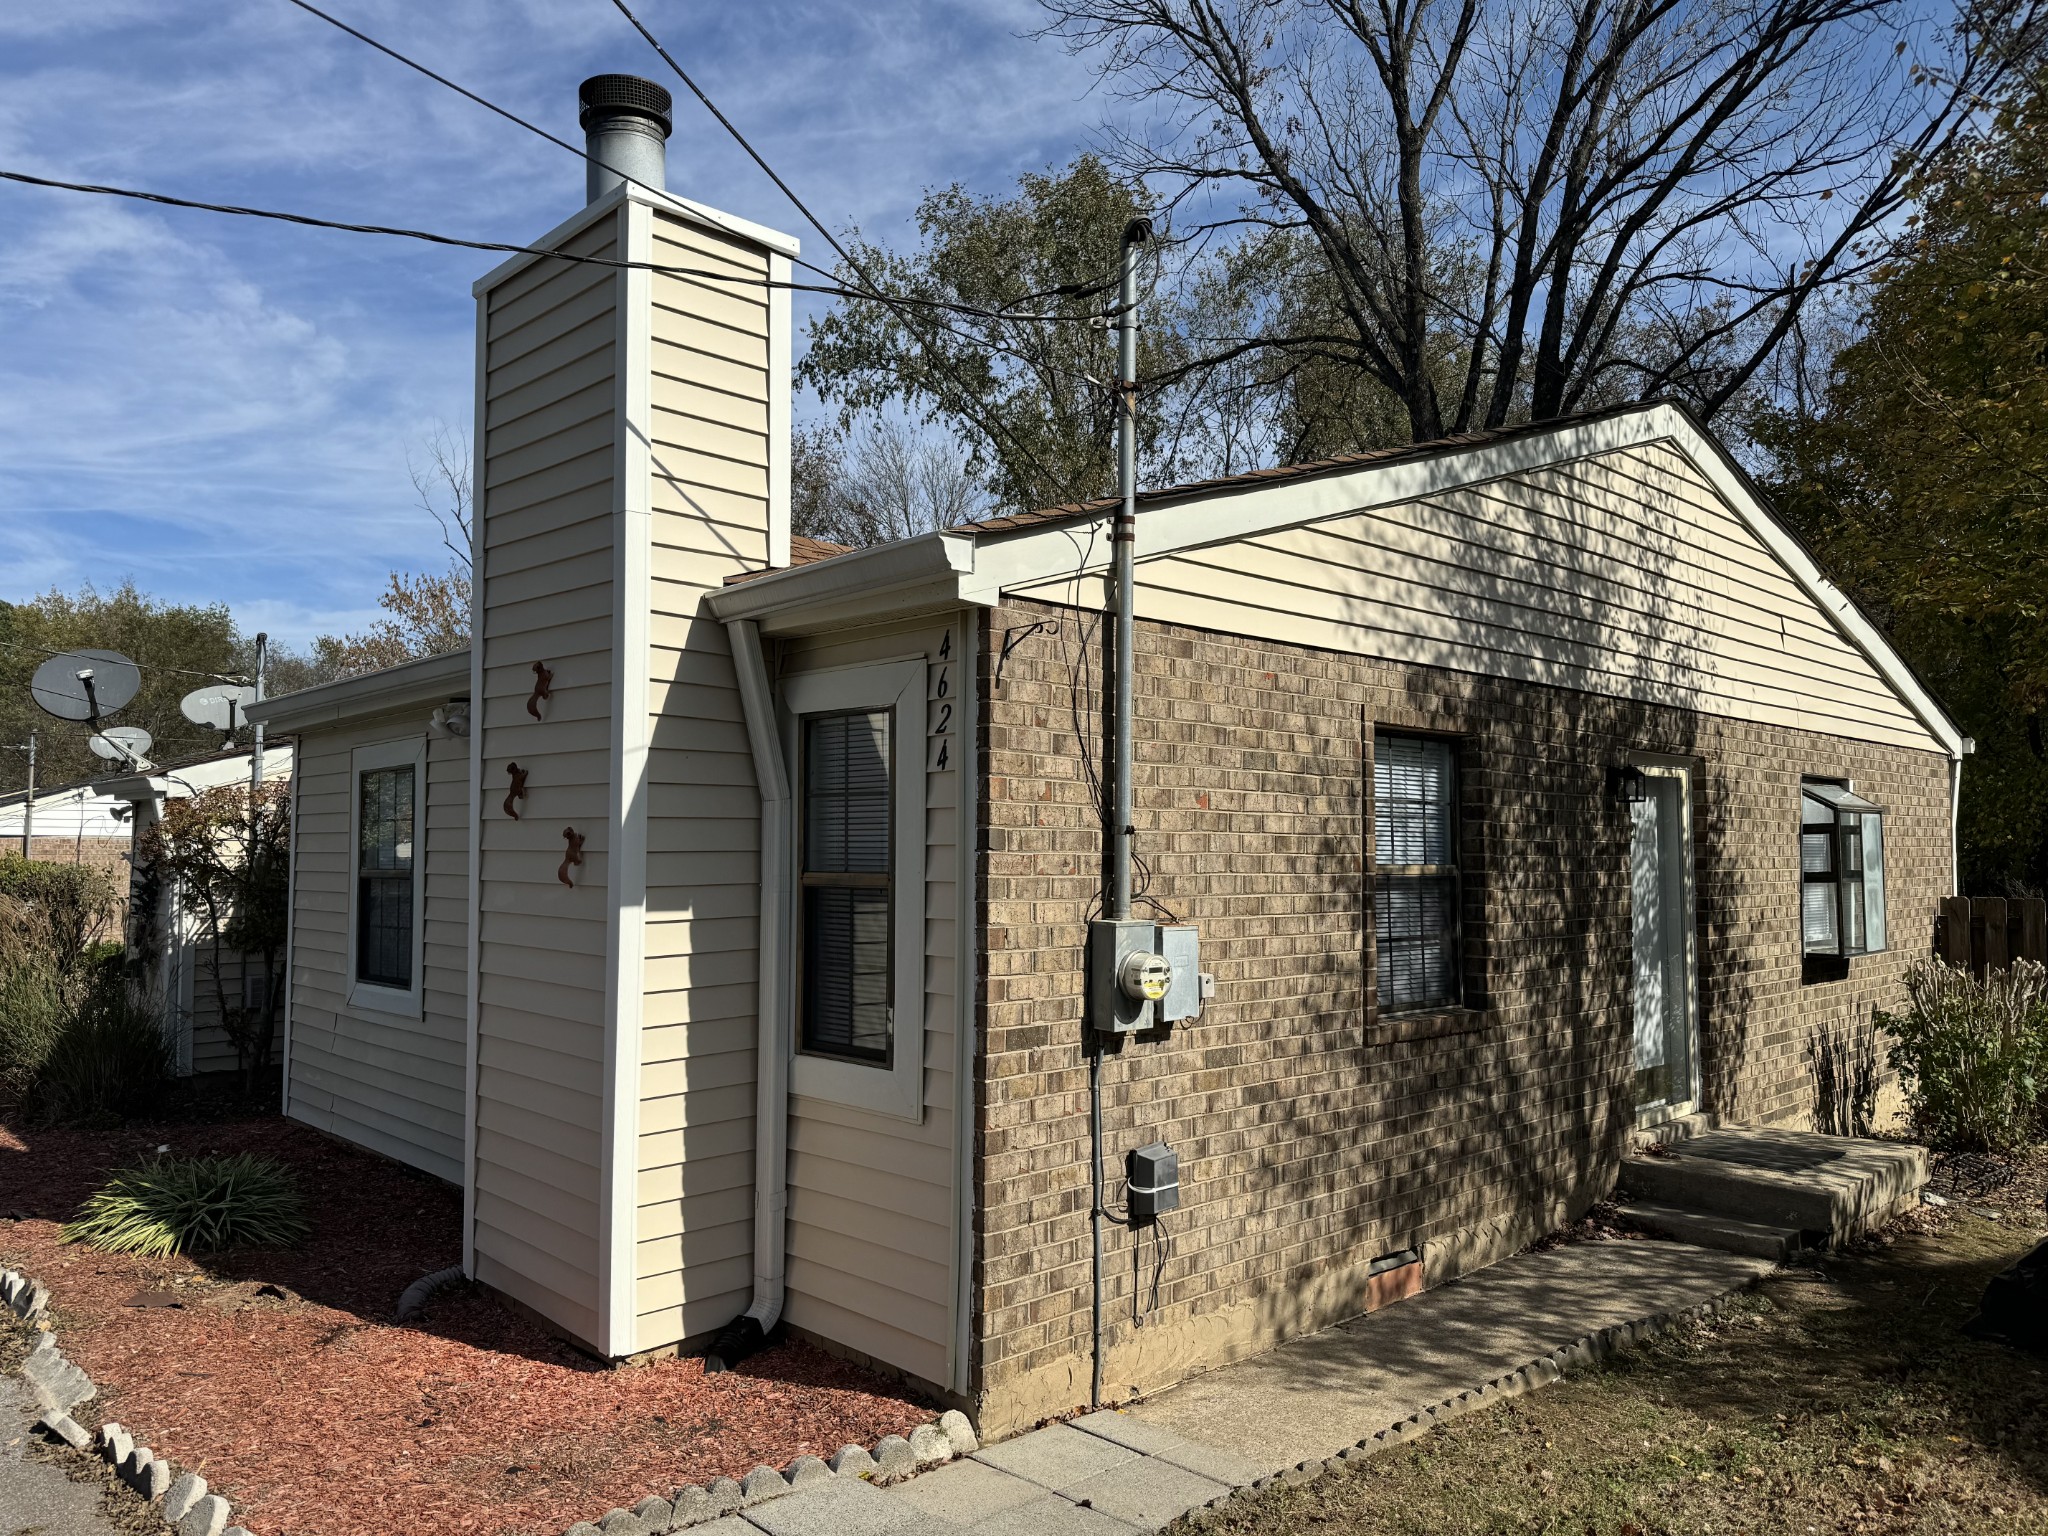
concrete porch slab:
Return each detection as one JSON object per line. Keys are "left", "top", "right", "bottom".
{"left": 1621, "top": 1127, "right": 1928, "bottom": 1243}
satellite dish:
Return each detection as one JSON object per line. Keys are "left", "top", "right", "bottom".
{"left": 89, "top": 726, "right": 154, "bottom": 767}
{"left": 31, "top": 649, "right": 142, "bottom": 722}
{"left": 180, "top": 683, "right": 258, "bottom": 735}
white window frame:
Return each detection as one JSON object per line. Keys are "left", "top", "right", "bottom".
{"left": 780, "top": 658, "right": 927, "bottom": 1122}
{"left": 347, "top": 736, "right": 428, "bottom": 1019}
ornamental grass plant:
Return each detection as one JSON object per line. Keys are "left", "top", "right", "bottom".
{"left": 1879, "top": 959, "right": 2048, "bottom": 1154}
{"left": 63, "top": 1153, "right": 310, "bottom": 1257}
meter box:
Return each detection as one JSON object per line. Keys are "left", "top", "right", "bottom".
{"left": 1088, "top": 919, "right": 1164, "bottom": 1033}
{"left": 1157, "top": 924, "right": 1202, "bottom": 1022}
{"left": 1090, "top": 920, "right": 1204, "bottom": 1032}
{"left": 1126, "top": 1142, "right": 1180, "bottom": 1221}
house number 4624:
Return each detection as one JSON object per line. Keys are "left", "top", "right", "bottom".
{"left": 928, "top": 630, "right": 954, "bottom": 772}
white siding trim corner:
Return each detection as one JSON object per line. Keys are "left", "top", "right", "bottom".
{"left": 950, "top": 608, "right": 978, "bottom": 1398}
{"left": 600, "top": 198, "right": 654, "bottom": 1359}
{"left": 463, "top": 290, "right": 488, "bottom": 1280}
{"left": 767, "top": 252, "right": 792, "bottom": 569}
{"left": 282, "top": 741, "right": 301, "bottom": 1121}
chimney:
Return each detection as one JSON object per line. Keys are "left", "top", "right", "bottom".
{"left": 578, "top": 73, "right": 673, "bottom": 203}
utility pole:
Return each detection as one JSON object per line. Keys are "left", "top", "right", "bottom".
{"left": 19, "top": 729, "right": 35, "bottom": 859}
{"left": 249, "top": 632, "right": 268, "bottom": 801}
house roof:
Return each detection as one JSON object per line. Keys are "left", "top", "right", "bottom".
{"left": 708, "top": 401, "right": 1965, "bottom": 757}
{"left": 246, "top": 647, "right": 471, "bottom": 734}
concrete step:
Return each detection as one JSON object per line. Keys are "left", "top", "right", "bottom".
{"left": 1613, "top": 1202, "right": 1805, "bottom": 1262}
{"left": 1619, "top": 1129, "right": 1929, "bottom": 1248}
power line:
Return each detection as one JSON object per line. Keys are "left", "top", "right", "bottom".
{"left": 0, "top": 635, "right": 247, "bottom": 683}
{"left": 0, "top": 168, "right": 1096, "bottom": 327}
{"left": 282, "top": 0, "right": 1122, "bottom": 321}
{"left": 605, "top": 0, "right": 1101, "bottom": 504}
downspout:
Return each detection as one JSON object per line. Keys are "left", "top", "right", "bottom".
{"left": 709, "top": 617, "right": 789, "bottom": 1368}
{"left": 1951, "top": 737, "right": 1974, "bottom": 897}
{"left": 1090, "top": 215, "right": 1150, "bottom": 1412}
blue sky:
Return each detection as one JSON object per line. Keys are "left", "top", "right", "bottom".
{"left": 0, "top": 1, "right": 1107, "bottom": 647}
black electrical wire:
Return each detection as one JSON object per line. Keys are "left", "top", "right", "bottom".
{"left": 283, "top": 0, "right": 1121, "bottom": 324}
{"left": 605, "top": 0, "right": 1100, "bottom": 508}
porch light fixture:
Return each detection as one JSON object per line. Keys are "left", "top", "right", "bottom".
{"left": 1617, "top": 764, "right": 1651, "bottom": 806}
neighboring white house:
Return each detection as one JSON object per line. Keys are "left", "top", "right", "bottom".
{"left": 96, "top": 745, "right": 297, "bottom": 1077}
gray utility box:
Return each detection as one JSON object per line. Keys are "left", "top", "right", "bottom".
{"left": 1088, "top": 920, "right": 1204, "bottom": 1033}
{"left": 1127, "top": 1142, "right": 1180, "bottom": 1220}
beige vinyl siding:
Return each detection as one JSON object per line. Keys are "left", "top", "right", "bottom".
{"left": 775, "top": 617, "right": 960, "bottom": 1388}
{"left": 286, "top": 710, "right": 468, "bottom": 1183}
{"left": 1013, "top": 440, "right": 1938, "bottom": 753}
{"left": 633, "top": 208, "right": 775, "bottom": 1350}
{"left": 183, "top": 943, "right": 246, "bottom": 1076}
{"left": 472, "top": 211, "right": 620, "bottom": 1348}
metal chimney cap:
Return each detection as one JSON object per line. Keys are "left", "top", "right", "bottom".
{"left": 578, "top": 74, "right": 673, "bottom": 137}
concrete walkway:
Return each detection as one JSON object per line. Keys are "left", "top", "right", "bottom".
{"left": 2, "top": 1368, "right": 122, "bottom": 1536}
{"left": 711, "top": 1238, "right": 1773, "bottom": 1536}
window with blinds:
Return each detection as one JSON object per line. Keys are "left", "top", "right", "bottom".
{"left": 1373, "top": 734, "right": 1461, "bottom": 1012}
{"left": 1801, "top": 780, "right": 1887, "bottom": 960}
{"left": 799, "top": 709, "right": 894, "bottom": 1064}
{"left": 356, "top": 764, "right": 415, "bottom": 989}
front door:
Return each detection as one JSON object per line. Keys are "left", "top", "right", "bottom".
{"left": 1630, "top": 764, "right": 1697, "bottom": 1118}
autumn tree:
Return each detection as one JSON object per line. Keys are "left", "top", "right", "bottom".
{"left": 1759, "top": 62, "right": 2048, "bottom": 889}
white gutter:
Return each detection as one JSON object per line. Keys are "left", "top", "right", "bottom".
{"left": 248, "top": 648, "right": 472, "bottom": 733}
{"left": 708, "top": 616, "right": 790, "bottom": 1366}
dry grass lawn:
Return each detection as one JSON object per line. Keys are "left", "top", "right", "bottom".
{"left": 1183, "top": 1161, "right": 2048, "bottom": 1536}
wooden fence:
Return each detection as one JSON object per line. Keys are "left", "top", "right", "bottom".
{"left": 1936, "top": 896, "right": 2048, "bottom": 974}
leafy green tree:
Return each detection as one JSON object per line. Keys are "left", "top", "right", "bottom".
{"left": 803, "top": 155, "right": 1244, "bottom": 511}
{"left": 1759, "top": 66, "right": 2048, "bottom": 891}
{"left": 0, "top": 582, "right": 243, "bottom": 794}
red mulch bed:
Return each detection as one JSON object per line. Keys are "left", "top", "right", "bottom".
{"left": 0, "top": 1114, "right": 934, "bottom": 1536}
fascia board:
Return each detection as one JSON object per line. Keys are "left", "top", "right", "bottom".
{"left": 705, "top": 534, "right": 983, "bottom": 632}
{"left": 967, "top": 403, "right": 1963, "bottom": 758}
{"left": 248, "top": 649, "right": 472, "bottom": 733}
{"left": 473, "top": 186, "right": 800, "bottom": 299}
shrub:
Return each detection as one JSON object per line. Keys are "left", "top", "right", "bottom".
{"left": 0, "top": 949, "right": 69, "bottom": 1099}
{"left": 63, "top": 1153, "right": 309, "bottom": 1257}
{"left": 1879, "top": 959, "right": 2048, "bottom": 1153}
{"left": 0, "top": 859, "right": 117, "bottom": 968}
{"left": 24, "top": 973, "right": 171, "bottom": 1125}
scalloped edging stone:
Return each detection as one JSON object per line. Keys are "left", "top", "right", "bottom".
{"left": 556, "top": 1405, "right": 982, "bottom": 1533}
{"left": 1, "top": 1264, "right": 256, "bottom": 1536}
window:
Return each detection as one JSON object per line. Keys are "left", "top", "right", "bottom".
{"left": 1373, "top": 734, "right": 1461, "bottom": 1012}
{"left": 781, "top": 658, "right": 927, "bottom": 1121}
{"left": 348, "top": 738, "right": 425, "bottom": 1013}
{"left": 1800, "top": 780, "right": 1887, "bottom": 959}
{"left": 799, "top": 710, "right": 893, "bottom": 1064}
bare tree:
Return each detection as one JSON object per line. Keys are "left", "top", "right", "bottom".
{"left": 791, "top": 419, "right": 990, "bottom": 546}
{"left": 1040, "top": 0, "right": 2044, "bottom": 439}
{"left": 409, "top": 423, "right": 474, "bottom": 580}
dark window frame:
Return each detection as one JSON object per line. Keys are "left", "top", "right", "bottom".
{"left": 796, "top": 705, "right": 897, "bottom": 1067}
{"left": 354, "top": 762, "right": 416, "bottom": 992}
{"left": 1800, "top": 778, "right": 1887, "bottom": 977}
{"left": 1369, "top": 731, "right": 1467, "bottom": 1016}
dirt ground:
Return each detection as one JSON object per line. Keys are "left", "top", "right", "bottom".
{"left": 0, "top": 1112, "right": 934, "bottom": 1536}
{"left": 1182, "top": 1152, "right": 2048, "bottom": 1536}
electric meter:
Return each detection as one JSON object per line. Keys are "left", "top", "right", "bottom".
{"left": 1118, "top": 950, "right": 1172, "bottom": 1003}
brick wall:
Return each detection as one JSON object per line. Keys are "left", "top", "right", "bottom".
{"left": 970, "top": 597, "right": 1950, "bottom": 1432}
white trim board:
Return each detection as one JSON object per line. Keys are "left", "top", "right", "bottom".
{"left": 462, "top": 289, "right": 488, "bottom": 1282}
{"left": 471, "top": 183, "right": 801, "bottom": 299}
{"left": 598, "top": 196, "right": 655, "bottom": 1360}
